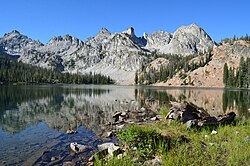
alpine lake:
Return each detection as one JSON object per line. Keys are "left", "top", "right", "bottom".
{"left": 0, "top": 84, "right": 250, "bottom": 165}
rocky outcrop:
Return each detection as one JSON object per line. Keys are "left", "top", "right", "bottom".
{"left": 144, "top": 31, "right": 172, "bottom": 52}
{"left": 166, "top": 101, "right": 236, "bottom": 128}
{"left": 145, "top": 57, "right": 170, "bottom": 73}
{"left": 156, "top": 40, "right": 250, "bottom": 87}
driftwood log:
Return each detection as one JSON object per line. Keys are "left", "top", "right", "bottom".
{"left": 166, "top": 101, "right": 236, "bottom": 128}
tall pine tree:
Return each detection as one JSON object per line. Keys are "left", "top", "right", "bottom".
{"left": 223, "top": 63, "right": 229, "bottom": 86}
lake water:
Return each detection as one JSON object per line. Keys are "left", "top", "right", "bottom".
{"left": 0, "top": 85, "right": 250, "bottom": 165}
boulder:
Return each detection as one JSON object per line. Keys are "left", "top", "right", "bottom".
{"left": 101, "top": 131, "right": 114, "bottom": 138}
{"left": 70, "top": 142, "right": 88, "bottom": 153}
{"left": 217, "top": 112, "right": 236, "bottom": 125}
{"left": 113, "top": 112, "right": 122, "bottom": 122}
{"left": 166, "top": 101, "right": 209, "bottom": 123}
{"left": 97, "top": 142, "right": 123, "bottom": 157}
{"left": 166, "top": 101, "right": 236, "bottom": 128}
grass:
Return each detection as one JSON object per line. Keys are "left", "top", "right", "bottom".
{"left": 94, "top": 112, "right": 250, "bottom": 166}
{"left": 163, "top": 121, "right": 250, "bottom": 166}
{"left": 159, "top": 106, "right": 170, "bottom": 118}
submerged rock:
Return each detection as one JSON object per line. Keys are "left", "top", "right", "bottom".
{"left": 66, "top": 129, "right": 78, "bottom": 135}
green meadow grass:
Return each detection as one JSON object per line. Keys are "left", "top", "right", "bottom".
{"left": 95, "top": 110, "right": 250, "bottom": 166}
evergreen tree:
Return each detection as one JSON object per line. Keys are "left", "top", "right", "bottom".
{"left": 248, "top": 58, "right": 250, "bottom": 87}
{"left": 0, "top": 57, "right": 114, "bottom": 85}
{"left": 135, "top": 71, "right": 138, "bottom": 84}
{"left": 223, "top": 63, "right": 229, "bottom": 86}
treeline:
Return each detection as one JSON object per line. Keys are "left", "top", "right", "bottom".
{"left": 0, "top": 57, "right": 114, "bottom": 84}
{"left": 136, "top": 49, "right": 212, "bottom": 85}
{"left": 223, "top": 57, "right": 250, "bottom": 88}
{"left": 221, "top": 34, "right": 250, "bottom": 44}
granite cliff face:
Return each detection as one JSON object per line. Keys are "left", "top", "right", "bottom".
{"left": 165, "top": 24, "right": 215, "bottom": 55}
{"left": 144, "top": 31, "right": 172, "bottom": 53}
{"left": 0, "top": 24, "right": 215, "bottom": 85}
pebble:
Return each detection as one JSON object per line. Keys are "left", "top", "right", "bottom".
{"left": 139, "top": 107, "right": 146, "bottom": 113}
{"left": 63, "top": 161, "right": 74, "bottom": 166}
{"left": 244, "top": 136, "right": 250, "bottom": 142}
{"left": 156, "top": 115, "right": 162, "bottom": 119}
{"left": 116, "top": 124, "right": 125, "bottom": 130}
{"left": 211, "top": 130, "right": 218, "bottom": 135}
{"left": 117, "top": 154, "right": 123, "bottom": 159}
{"left": 150, "top": 117, "right": 158, "bottom": 121}
{"left": 132, "top": 147, "right": 137, "bottom": 151}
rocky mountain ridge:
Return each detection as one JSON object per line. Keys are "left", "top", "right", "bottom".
{"left": 155, "top": 40, "right": 250, "bottom": 87}
{"left": 0, "top": 24, "right": 215, "bottom": 85}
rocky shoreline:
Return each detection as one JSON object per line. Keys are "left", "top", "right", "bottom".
{"left": 81, "top": 101, "right": 236, "bottom": 166}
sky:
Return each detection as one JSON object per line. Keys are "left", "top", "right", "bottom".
{"left": 0, "top": 0, "right": 249, "bottom": 43}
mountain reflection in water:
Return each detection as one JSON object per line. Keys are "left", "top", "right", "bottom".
{"left": 0, "top": 85, "right": 250, "bottom": 165}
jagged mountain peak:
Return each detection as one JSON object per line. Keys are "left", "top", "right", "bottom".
{"left": 4, "top": 30, "right": 21, "bottom": 37}
{"left": 176, "top": 23, "right": 207, "bottom": 36}
{"left": 122, "top": 27, "right": 135, "bottom": 37}
{"left": 97, "top": 28, "right": 111, "bottom": 35}
{"left": 187, "top": 23, "right": 200, "bottom": 28}
{"left": 163, "top": 23, "right": 215, "bottom": 55}
{"left": 47, "top": 34, "right": 83, "bottom": 46}
{"left": 0, "top": 30, "right": 43, "bottom": 55}
{"left": 94, "top": 28, "right": 111, "bottom": 44}
{"left": 2, "top": 30, "right": 43, "bottom": 45}
{"left": 3, "top": 30, "right": 30, "bottom": 41}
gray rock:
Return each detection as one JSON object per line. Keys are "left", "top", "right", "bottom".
{"left": 51, "top": 157, "right": 56, "bottom": 161}
{"left": 63, "top": 161, "right": 75, "bottom": 166}
{"left": 164, "top": 23, "right": 215, "bottom": 56}
{"left": 167, "top": 101, "right": 236, "bottom": 128}
{"left": 97, "top": 142, "right": 122, "bottom": 157}
{"left": 116, "top": 124, "right": 125, "bottom": 130}
{"left": 144, "top": 31, "right": 172, "bottom": 52}
{"left": 156, "top": 115, "right": 162, "bottom": 120}
{"left": 102, "top": 131, "right": 114, "bottom": 138}
{"left": 139, "top": 107, "right": 146, "bottom": 113}
{"left": 70, "top": 142, "right": 88, "bottom": 153}
{"left": 98, "top": 142, "right": 114, "bottom": 151}
{"left": 144, "top": 156, "right": 162, "bottom": 165}
{"left": 185, "top": 119, "right": 197, "bottom": 128}
{"left": 244, "top": 136, "right": 250, "bottom": 142}
{"left": 150, "top": 116, "right": 159, "bottom": 121}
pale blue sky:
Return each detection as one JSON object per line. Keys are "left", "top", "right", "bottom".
{"left": 1, "top": 0, "right": 249, "bottom": 43}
